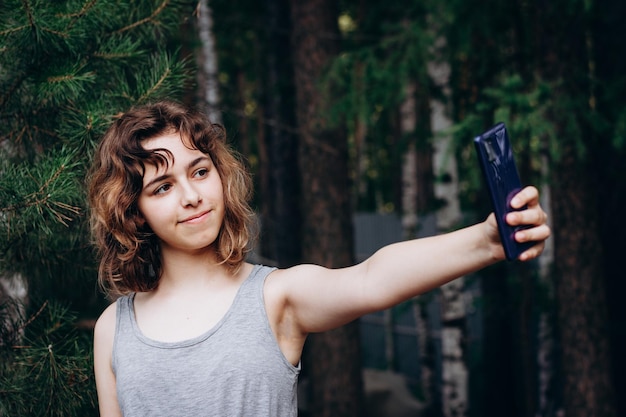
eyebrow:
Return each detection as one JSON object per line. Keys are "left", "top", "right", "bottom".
{"left": 143, "top": 156, "right": 212, "bottom": 191}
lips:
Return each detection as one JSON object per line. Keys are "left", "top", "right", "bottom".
{"left": 179, "top": 210, "right": 211, "bottom": 224}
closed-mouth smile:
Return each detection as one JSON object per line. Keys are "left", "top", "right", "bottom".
{"left": 179, "top": 210, "right": 211, "bottom": 224}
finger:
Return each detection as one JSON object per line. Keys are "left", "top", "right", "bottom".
{"left": 506, "top": 206, "right": 548, "bottom": 226}
{"left": 518, "top": 241, "right": 546, "bottom": 261}
{"left": 514, "top": 224, "right": 551, "bottom": 243}
{"left": 510, "top": 186, "right": 540, "bottom": 209}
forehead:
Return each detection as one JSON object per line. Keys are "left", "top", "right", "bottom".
{"left": 142, "top": 131, "right": 189, "bottom": 152}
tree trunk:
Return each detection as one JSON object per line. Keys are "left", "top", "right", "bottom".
{"left": 428, "top": 43, "right": 460, "bottom": 231}
{"left": 289, "top": 1, "right": 363, "bottom": 416}
{"left": 400, "top": 81, "right": 419, "bottom": 239}
{"left": 197, "top": 0, "right": 222, "bottom": 123}
{"left": 429, "top": 36, "right": 468, "bottom": 417}
{"left": 551, "top": 143, "right": 616, "bottom": 417}
{"left": 590, "top": 2, "right": 626, "bottom": 413}
{"left": 400, "top": 77, "right": 443, "bottom": 416}
{"left": 260, "top": 0, "right": 301, "bottom": 268}
{"left": 412, "top": 297, "right": 437, "bottom": 415}
{"left": 440, "top": 280, "right": 468, "bottom": 417}
{"left": 534, "top": 1, "right": 617, "bottom": 414}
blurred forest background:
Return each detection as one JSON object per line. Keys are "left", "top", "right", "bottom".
{"left": 1, "top": 0, "right": 626, "bottom": 416}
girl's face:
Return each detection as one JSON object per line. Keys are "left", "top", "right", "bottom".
{"left": 137, "top": 132, "right": 225, "bottom": 255}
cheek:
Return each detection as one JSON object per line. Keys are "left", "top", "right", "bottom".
{"left": 208, "top": 181, "right": 225, "bottom": 207}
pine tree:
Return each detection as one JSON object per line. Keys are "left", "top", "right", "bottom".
{"left": 0, "top": 1, "right": 196, "bottom": 414}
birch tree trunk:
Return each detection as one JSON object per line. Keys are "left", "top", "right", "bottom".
{"left": 412, "top": 297, "right": 436, "bottom": 413}
{"left": 398, "top": 79, "right": 418, "bottom": 388}
{"left": 535, "top": 158, "right": 558, "bottom": 417}
{"left": 197, "top": 0, "right": 222, "bottom": 123}
{"left": 429, "top": 38, "right": 467, "bottom": 417}
{"left": 0, "top": 273, "right": 27, "bottom": 346}
{"left": 400, "top": 82, "right": 419, "bottom": 241}
{"left": 400, "top": 80, "right": 440, "bottom": 414}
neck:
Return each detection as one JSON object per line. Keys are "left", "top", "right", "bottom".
{"left": 157, "top": 245, "right": 229, "bottom": 291}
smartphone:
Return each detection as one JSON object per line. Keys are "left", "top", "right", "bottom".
{"left": 474, "top": 122, "right": 533, "bottom": 260}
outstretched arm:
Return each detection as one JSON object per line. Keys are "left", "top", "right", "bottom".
{"left": 268, "top": 186, "right": 550, "bottom": 336}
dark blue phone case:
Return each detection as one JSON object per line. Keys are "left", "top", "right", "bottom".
{"left": 474, "top": 122, "right": 533, "bottom": 261}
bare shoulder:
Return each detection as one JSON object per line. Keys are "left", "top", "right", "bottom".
{"left": 94, "top": 300, "right": 118, "bottom": 346}
{"left": 264, "top": 263, "right": 359, "bottom": 305}
{"left": 93, "top": 301, "right": 118, "bottom": 387}
{"left": 265, "top": 264, "right": 326, "bottom": 293}
{"left": 93, "top": 300, "right": 122, "bottom": 416}
{"left": 263, "top": 264, "right": 312, "bottom": 300}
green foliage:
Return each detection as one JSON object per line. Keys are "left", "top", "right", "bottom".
{"left": 0, "top": 300, "right": 96, "bottom": 416}
{"left": 0, "top": 0, "right": 194, "bottom": 156}
{"left": 0, "top": 1, "right": 197, "bottom": 414}
{"left": 321, "top": 3, "right": 444, "bottom": 212}
{"left": 324, "top": 17, "right": 433, "bottom": 134}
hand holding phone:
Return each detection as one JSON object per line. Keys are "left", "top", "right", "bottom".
{"left": 474, "top": 123, "right": 534, "bottom": 260}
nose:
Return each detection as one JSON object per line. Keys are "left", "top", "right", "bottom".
{"left": 180, "top": 182, "right": 202, "bottom": 207}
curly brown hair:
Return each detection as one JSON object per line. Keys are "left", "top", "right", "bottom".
{"left": 88, "top": 101, "right": 255, "bottom": 297}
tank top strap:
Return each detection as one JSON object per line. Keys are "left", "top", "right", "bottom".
{"left": 226, "top": 264, "right": 276, "bottom": 322}
{"left": 112, "top": 294, "right": 135, "bottom": 372}
{"left": 240, "top": 264, "right": 276, "bottom": 295}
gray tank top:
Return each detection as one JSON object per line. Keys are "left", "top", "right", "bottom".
{"left": 112, "top": 265, "right": 300, "bottom": 416}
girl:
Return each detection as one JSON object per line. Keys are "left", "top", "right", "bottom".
{"left": 89, "top": 101, "right": 550, "bottom": 416}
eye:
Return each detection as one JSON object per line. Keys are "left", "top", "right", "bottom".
{"left": 154, "top": 183, "right": 172, "bottom": 195}
{"left": 193, "top": 168, "right": 209, "bottom": 178}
